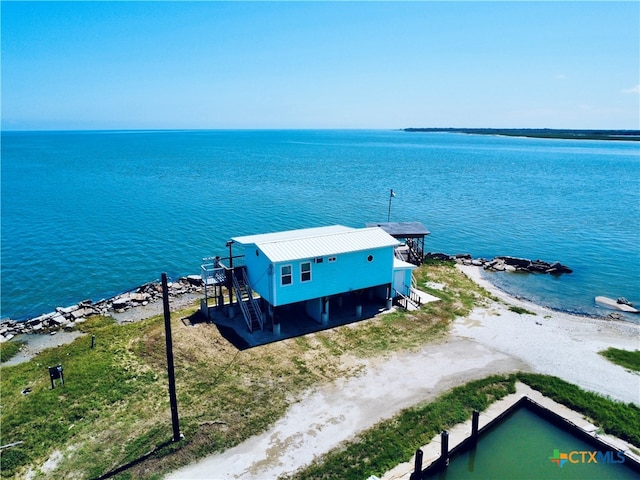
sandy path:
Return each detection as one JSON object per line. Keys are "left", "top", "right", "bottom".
{"left": 2, "top": 331, "right": 86, "bottom": 367}
{"left": 166, "top": 265, "right": 639, "bottom": 480}
{"left": 167, "top": 339, "right": 525, "bottom": 480}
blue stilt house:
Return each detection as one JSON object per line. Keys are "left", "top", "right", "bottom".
{"left": 202, "top": 225, "right": 422, "bottom": 334}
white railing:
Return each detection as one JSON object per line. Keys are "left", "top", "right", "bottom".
{"left": 201, "top": 263, "right": 226, "bottom": 285}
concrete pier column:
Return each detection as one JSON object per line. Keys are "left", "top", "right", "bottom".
{"left": 321, "top": 298, "right": 329, "bottom": 325}
{"left": 273, "top": 311, "right": 280, "bottom": 335}
{"left": 355, "top": 304, "right": 362, "bottom": 318}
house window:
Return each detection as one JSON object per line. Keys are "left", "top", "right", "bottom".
{"left": 281, "top": 265, "right": 292, "bottom": 285}
{"left": 367, "top": 254, "right": 374, "bottom": 262}
{"left": 301, "top": 262, "right": 312, "bottom": 282}
{"left": 328, "top": 256, "right": 337, "bottom": 263}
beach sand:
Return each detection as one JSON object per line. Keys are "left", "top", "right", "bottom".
{"left": 166, "top": 265, "right": 639, "bottom": 480}
{"left": 454, "top": 265, "right": 639, "bottom": 404}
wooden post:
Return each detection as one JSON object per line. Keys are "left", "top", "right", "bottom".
{"left": 203, "top": 272, "right": 209, "bottom": 316}
{"left": 226, "top": 241, "right": 234, "bottom": 306}
{"left": 471, "top": 410, "right": 480, "bottom": 445}
{"left": 440, "top": 430, "right": 449, "bottom": 467}
{"left": 410, "top": 448, "right": 423, "bottom": 480}
{"left": 162, "top": 273, "right": 181, "bottom": 442}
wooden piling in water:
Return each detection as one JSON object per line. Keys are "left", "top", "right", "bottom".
{"left": 471, "top": 410, "right": 480, "bottom": 445}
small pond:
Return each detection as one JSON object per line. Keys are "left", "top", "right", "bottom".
{"left": 424, "top": 405, "right": 638, "bottom": 479}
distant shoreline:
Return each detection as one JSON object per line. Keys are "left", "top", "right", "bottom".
{"left": 403, "top": 127, "right": 640, "bottom": 141}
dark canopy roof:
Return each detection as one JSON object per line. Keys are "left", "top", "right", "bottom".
{"left": 365, "top": 221, "right": 430, "bottom": 238}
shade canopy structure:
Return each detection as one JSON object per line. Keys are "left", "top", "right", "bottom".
{"left": 366, "top": 221, "right": 430, "bottom": 265}
{"left": 365, "top": 221, "right": 430, "bottom": 238}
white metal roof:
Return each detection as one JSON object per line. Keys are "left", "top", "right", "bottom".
{"left": 233, "top": 225, "right": 400, "bottom": 263}
{"left": 232, "top": 225, "right": 354, "bottom": 245}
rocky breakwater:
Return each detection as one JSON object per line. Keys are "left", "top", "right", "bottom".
{"left": 425, "top": 253, "right": 573, "bottom": 275}
{"left": 0, "top": 275, "right": 205, "bottom": 342}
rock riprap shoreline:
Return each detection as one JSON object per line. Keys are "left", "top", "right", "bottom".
{"left": 425, "top": 252, "right": 573, "bottom": 275}
{"left": 0, "top": 254, "right": 574, "bottom": 342}
{"left": 0, "top": 275, "right": 205, "bottom": 342}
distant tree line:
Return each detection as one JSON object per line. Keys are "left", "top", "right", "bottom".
{"left": 403, "top": 128, "right": 640, "bottom": 141}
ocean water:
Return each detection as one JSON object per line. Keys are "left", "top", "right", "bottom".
{"left": 1, "top": 130, "right": 639, "bottom": 321}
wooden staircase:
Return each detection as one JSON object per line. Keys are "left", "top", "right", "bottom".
{"left": 406, "top": 239, "right": 423, "bottom": 265}
{"left": 232, "top": 268, "right": 263, "bottom": 332}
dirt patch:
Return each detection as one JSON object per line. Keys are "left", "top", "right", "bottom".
{"left": 3, "top": 331, "right": 86, "bottom": 367}
{"left": 166, "top": 338, "right": 524, "bottom": 480}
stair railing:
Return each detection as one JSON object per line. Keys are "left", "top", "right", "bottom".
{"left": 242, "top": 269, "right": 263, "bottom": 330}
{"left": 232, "top": 273, "right": 253, "bottom": 332}
{"left": 393, "top": 288, "right": 420, "bottom": 311}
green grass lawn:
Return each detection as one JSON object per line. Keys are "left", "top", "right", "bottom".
{"left": 1, "top": 263, "right": 636, "bottom": 480}
{"left": 508, "top": 305, "right": 536, "bottom": 315}
{"left": 599, "top": 347, "right": 640, "bottom": 373}
{"left": 0, "top": 339, "right": 26, "bottom": 363}
{"left": 0, "top": 262, "right": 483, "bottom": 479}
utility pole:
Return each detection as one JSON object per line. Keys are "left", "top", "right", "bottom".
{"left": 162, "top": 273, "right": 181, "bottom": 442}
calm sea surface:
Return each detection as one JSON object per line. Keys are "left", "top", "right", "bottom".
{"left": 1, "top": 130, "right": 639, "bottom": 321}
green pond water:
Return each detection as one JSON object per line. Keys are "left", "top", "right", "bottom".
{"left": 425, "top": 407, "right": 637, "bottom": 480}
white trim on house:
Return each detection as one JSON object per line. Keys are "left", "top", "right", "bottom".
{"left": 280, "top": 264, "right": 293, "bottom": 286}
{"left": 300, "top": 262, "right": 312, "bottom": 282}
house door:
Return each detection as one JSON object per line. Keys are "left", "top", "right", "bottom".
{"left": 393, "top": 268, "right": 410, "bottom": 296}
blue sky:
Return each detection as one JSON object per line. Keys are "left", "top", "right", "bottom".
{"left": 2, "top": 1, "right": 638, "bottom": 130}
